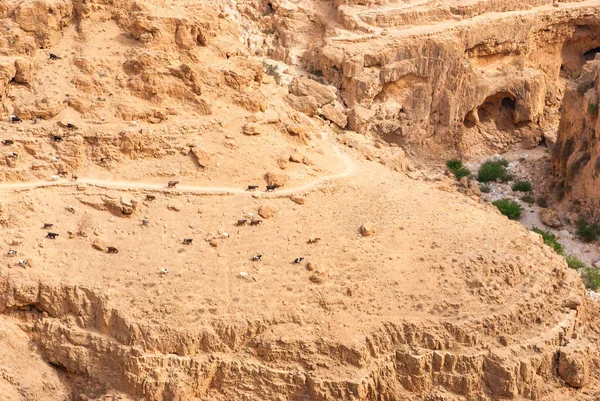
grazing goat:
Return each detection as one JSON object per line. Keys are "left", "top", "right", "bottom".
{"left": 10, "top": 115, "right": 22, "bottom": 123}
{"left": 8, "top": 152, "right": 19, "bottom": 158}
{"left": 249, "top": 219, "right": 262, "bottom": 226}
{"left": 141, "top": 219, "right": 150, "bottom": 226}
{"left": 246, "top": 185, "right": 259, "bottom": 191}
{"left": 167, "top": 180, "right": 180, "bottom": 188}
{"left": 49, "top": 53, "right": 61, "bottom": 60}
{"left": 107, "top": 247, "right": 119, "bottom": 254}
{"left": 293, "top": 257, "right": 304, "bottom": 264}
{"left": 46, "top": 232, "right": 59, "bottom": 239}
{"left": 252, "top": 254, "right": 262, "bottom": 261}
{"left": 43, "top": 223, "right": 54, "bottom": 229}
{"left": 307, "top": 237, "right": 321, "bottom": 244}
{"left": 183, "top": 238, "right": 193, "bottom": 245}
{"left": 160, "top": 268, "right": 169, "bottom": 274}
{"left": 19, "top": 259, "right": 29, "bottom": 267}
{"left": 236, "top": 219, "right": 248, "bottom": 226}
{"left": 67, "top": 205, "right": 75, "bottom": 213}
{"left": 7, "top": 250, "right": 17, "bottom": 256}
{"left": 53, "top": 135, "right": 63, "bottom": 142}
{"left": 1, "top": 139, "right": 13, "bottom": 146}
{"left": 265, "top": 185, "right": 278, "bottom": 192}
{"left": 145, "top": 194, "right": 156, "bottom": 201}
{"left": 66, "top": 123, "right": 76, "bottom": 129}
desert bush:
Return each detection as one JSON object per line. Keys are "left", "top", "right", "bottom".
{"left": 262, "top": 62, "right": 281, "bottom": 84}
{"left": 531, "top": 227, "right": 563, "bottom": 255}
{"left": 446, "top": 159, "right": 471, "bottom": 179}
{"left": 576, "top": 217, "right": 600, "bottom": 242}
{"left": 478, "top": 158, "right": 511, "bottom": 182}
{"left": 492, "top": 199, "right": 522, "bottom": 219}
{"left": 588, "top": 102, "right": 599, "bottom": 115}
{"left": 512, "top": 181, "right": 532, "bottom": 192}
{"left": 479, "top": 183, "right": 491, "bottom": 193}
{"left": 565, "top": 254, "right": 586, "bottom": 270}
{"left": 583, "top": 267, "right": 600, "bottom": 291}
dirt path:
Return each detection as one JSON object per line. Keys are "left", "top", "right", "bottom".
{"left": 0, "top": 136, "right": 357, "bottom": 197}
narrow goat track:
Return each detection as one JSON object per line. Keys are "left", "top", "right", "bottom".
{"left": 0, "top": 139, "right": 357, "bottom": 197}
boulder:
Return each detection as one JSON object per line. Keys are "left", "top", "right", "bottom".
{"left": 258, "top": 206, "right": 276, "bottom": 219}
{"left": 290, "top": 195, "right": 306, "bottom": 205}
{"left": 540, "top": 209, "right": 562, "bottom": 228}
{"left": 558, "top": 342, "right": 589, "bottom": 388}
{"left": 168, "top": 203, "right": 182, "bottom": 212}
{"left": 321, "top": 104, "right": 347, "bottom": 128}
{"left": 265, "top": 172, "right": 287, "bottom": 187}
{"left": 243, "top": 122, "right": 267, "bottom": 136}
{"left": 348, "top": 106, "right": 375, "bottom": 134}
{"left": 190, "top": 146, "right": 210, "bottom": 168}
{"left": 361, "top": 222, "right": 375, "bottom": 237}
{"left": 289, "top": 77, "right": 336, "bottom": 106}
{"left": 285, "top": 94, "right": 318, "bottom": 116}
{"left": 92, "top": 239, "right": 108, "bottom": 252}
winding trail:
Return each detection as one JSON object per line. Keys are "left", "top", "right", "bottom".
{"left": 0, "top": 137, "right": 357, "bottom": 197}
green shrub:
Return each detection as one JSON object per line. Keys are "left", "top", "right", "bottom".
{"left": 583, "top": 267, "right": 600, "bottom": 291}
{"left": 478, "top": 159, "right": 511, "bottom": 182}
{"left": 521, "top": 194, "right": 535, "bottom": 204}
{"left": 512, "top": 181, "right": 532, "bottom": 192}
{"left": 565, "top": 254, "right": 586, "bottom": 270}
{"left": 492, "top": 199, "right": 522, "bottom": 220}
{"left": 479, "top": 183, "right": 491, "bottom": 193}
{"left": 576, "top": 217, "right": 600, "bottom": 242}
{"left": 446, "top": 159, "right": 471, "bottom": 179}
{"left": 531, "top": 227, "right": 564, "bottom": 255}
{"left": 588, "top": 102, "right": 599, "bottom": 115}
{"left": 262, "top": 62, "right": 281, "bottom": 85}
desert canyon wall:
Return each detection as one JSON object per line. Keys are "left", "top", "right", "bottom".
{"left": 1, "top": 0, "right": 600, "bottom": 400}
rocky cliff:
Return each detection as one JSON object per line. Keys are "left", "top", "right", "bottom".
{"left": 552, "top": 54, "right": 600, "bottom": 221}
{"left": 257, "top": 0, "right": 600, "bottom": 159}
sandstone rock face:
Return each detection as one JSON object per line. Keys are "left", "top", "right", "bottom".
{"left": 321, "top": 103, "right": 347, "bottom": 128}
{"left": 285, "top": 94, "right": 318, "bottom": 116}
{"left": 552, "top": 57, "right": 600, "bottom": 222}
{"left": 289, "top": 77, "right": 336, "bottom": 106}
{"left": 263, "top": 0, "right": 600, "bottom": 160}
{"left": 558, "top": 342, "right": 590, "bottom": 388}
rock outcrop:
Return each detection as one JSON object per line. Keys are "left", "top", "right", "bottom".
{"left": 552, "top": 56, "right": 600, "bottom": 221}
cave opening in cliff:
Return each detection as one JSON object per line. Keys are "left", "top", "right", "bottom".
{"left": 476, "top": 92, "right": 515, "bottom": 132}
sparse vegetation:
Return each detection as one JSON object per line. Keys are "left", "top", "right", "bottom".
{"left": 492, "top": 199, "right": 522, "bottom": 220}
{"left": 588, "top": 102, "right": 599, "bottom": 115}
{"left": 446, "top": 159, "right": 471, "bottom": 179}
{"left": 262, "top": 61, "right": 281, "bottom": 85}
{"left": 478, "top": 158, "right": 511, "bottom": 182}
{"left": 521, "top": 194, "right": 535, "bottom": 204}
{"left": 512, "top": 181, "right": 532, "bottom": 192}
{"left": 531, "top": 227, "right": 564, "bottom": 255}
{"left": 479, "top": 183, "right": 491, "bottom": 193}
{"left": 583, "top": 267, "right": 600, "bottom": 291}
{"left": 565, "top": 254, "right": 586, "bottom": 270}
{"left": 576, "top": 217, "right": 600, "bottom": 242}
